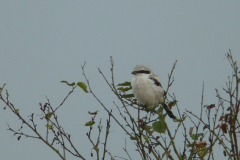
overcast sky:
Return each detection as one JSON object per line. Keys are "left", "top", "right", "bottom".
{"left": 1, "top": 1, "right": 240, "bottom": 160}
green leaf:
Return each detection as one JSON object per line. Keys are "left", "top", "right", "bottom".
{"left": 152, "top": 120, "right": 167, "bottom": 134}
{"left": 143, "top": 106, "right": 156, "bottom": 112}
{"left": 197, "top": 146, "right": 208, "bottom": 158}
{"left": 85, "top": 121, "right": 95, "bottom": 126}
{"left": 77, "top": 82, "right": 89, "bottom": 93}
{"left": 61, "top": 80, "right": 75, "bottom": 86}
{"left": 93, "top": 146, "right": 99, "bottom": 151}
{"left": 45, "top": 124, "right": 54, "bottom": 130}
{"left": 15, "top": 108, "right": 19, "bottom": 114}
{"left": 88, "top": 110, "right": 98, "bottom": 115}
{"left": 173, "top": 116, "right": 187, "bottom": 122}
{"left": 45, "top": 113, "right": 53, "bottom": 120}
{"left": 143, "top": 136, "right": 149, "bottom": 143}
{"left": 158, "top": 113, "right": 167, "bottom": 121}
{"left": 130, "top": 136, "right": 138, "bottom": 141}
{"left": 156, "top": 106, "right": 164, "bottom": 114}
{"left": 117, "top": 82, "right": 131, "bottom": 86}
{"left": 117, "top": 86, "right": 132, "bottom": 92}
{"left": 130, "top": 117, "right": 135, "bottom": 122}
{"left": 121, "top": 94, "right": 134, "bottom": 98}
{"left": 191, "top": 133, "right": 204, "bottom": 140}
{"left": 145, "top": 125, "right": 153, "bottom": 135}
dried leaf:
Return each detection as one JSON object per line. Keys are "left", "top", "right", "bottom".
{"left": 168, "top": 101, "right": 177, "bottom": 110}
{"left": 148, "top": 145, "right": 152, "bottom": 154}
{"left": 168, "top": 102, "right": 174, "bottom": 110}
{"left": 221, "top": 123, "right": 228, "bottom": 133}
{"left": 189, "top": 127, "right": 194, "bottom": 136}
{"left": 207, "top": 104, "right": 215, "bottom": 109}
{"left": 195, "top": 141, "right": 207, "bottom": 147}
{"left": 225, "top": 114, "right": 230, "bottom": 122}
{"left": 223, "top": 151, "right": 226, "bottom": 156}
{"left": 140, "top": 123, "right": 146, "bottom": 130}
{"left": 166, "top": 150, "right": 171, "bottom": 159}
{"left": 219, "top": 116, "right": 224, "bottom": 121}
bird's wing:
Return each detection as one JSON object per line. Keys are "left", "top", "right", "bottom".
{"left": 149, "top": 74, "right": 162, "bottom": 88}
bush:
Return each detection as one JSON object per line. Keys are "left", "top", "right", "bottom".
{"left": 0, "top": 50, "right": 239, "bottom": 160}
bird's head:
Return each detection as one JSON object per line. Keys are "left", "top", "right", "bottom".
{"left": 131, "top": 65, "right": 152, "bottom": 75}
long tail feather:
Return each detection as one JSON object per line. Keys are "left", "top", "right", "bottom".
{"left": 163, "top": 104, "right": 175, "bottom": 119}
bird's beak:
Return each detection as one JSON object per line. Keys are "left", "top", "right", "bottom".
{"left": 131, "top": 71, "right": 137, "bottom": 75}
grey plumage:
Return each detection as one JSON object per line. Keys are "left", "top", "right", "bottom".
{"left": 131, "top": 65, "right": 175, "bottom": 119}
{"left": 131, "top": 65, "right": 165, "bottom": 107}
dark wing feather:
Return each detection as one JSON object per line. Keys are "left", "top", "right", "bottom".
{"left": 149, "top": 77, "right": 162, "bottom": 87}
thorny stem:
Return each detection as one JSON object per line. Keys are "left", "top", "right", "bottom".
{"left": 165, "top": 60, "right": 177, "bottom": 97}
{"left": 81, "top": 62, "right": 131, "bottom": 136}
{"left": 46, "top": 97, "right": 67, "bottom": 158}
{"left": 98, "top": 58, "right": 179, "bottom": 159}
{"left": 226, "top": 50, "right": 239, "bottom": 159}
{"left": 1, "top": 51, "right": 239, "bottom": 160}
{"left": 123, "top": 139, "right": 133, "bottom": 160}
{"left": 102, "top": 111, "right": 111, "bottom": 160}
{"left": 185, "top": 110, "right": 232, "bottom": 159}
{"left": 0, "top": 94, "right": 66, "bottom": 160}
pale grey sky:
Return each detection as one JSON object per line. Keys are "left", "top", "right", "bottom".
{"left": 1, "top": 1, "right": 240, "bottom": 160}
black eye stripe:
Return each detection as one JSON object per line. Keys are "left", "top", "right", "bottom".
{"left": 136, "top": 70, "right": 150, "bottom": 74}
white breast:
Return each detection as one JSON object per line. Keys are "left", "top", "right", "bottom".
{"left": 131, "top": 74, "right": 164, "bottom": 107}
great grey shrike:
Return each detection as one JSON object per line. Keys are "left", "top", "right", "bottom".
{"left": 131, "top": 65, "right": 175, "bottom": 118}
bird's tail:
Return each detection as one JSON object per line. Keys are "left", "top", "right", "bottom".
{"left": 163, "top": 104, "right": 175, "bottom": 119}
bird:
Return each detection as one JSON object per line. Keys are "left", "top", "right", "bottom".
{"left": 131, "top": 65, "right": 175, "bottom": 119}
